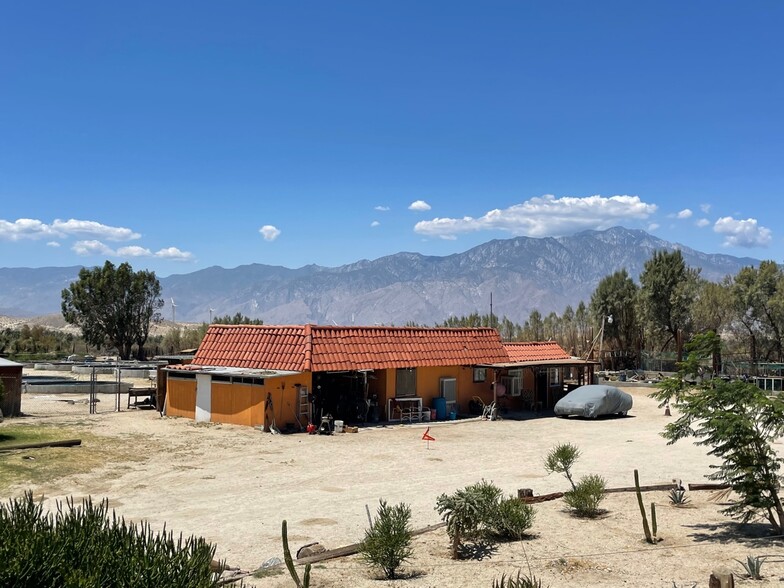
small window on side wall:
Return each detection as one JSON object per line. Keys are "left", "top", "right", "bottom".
{"left": 473, "top": 367, "right": 487, "bottom": 383}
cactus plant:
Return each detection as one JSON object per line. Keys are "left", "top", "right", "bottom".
{"left": 282, "top": 520, "right": 311, "bottom": 588}
{"left": 634, "top": 469, "right": 658, "bottom": 543}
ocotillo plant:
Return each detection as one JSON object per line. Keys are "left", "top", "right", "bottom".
{"left": 634, "top": 469, "right": 658, "bottom": 543}
{"left": 282, "top": 520, "right": 311, "bottom": 588}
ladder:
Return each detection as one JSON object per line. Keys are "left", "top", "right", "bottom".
{"left": 298, "top": 387, "right": 311, "bottom": 426}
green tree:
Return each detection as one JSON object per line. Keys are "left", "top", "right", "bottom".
{"left": 61, "top": 261, "right": 163, "bottom": 360}
{"left": 651, "top": 333, "right": 784, "bottom": 533}
{"left": 638, "top": 250, "right": 699, "bottom": 362}
{"left": 590, "top": 269, "right": 639, "bottom": 367}
{"left": 691, "top": 278, "right": 733, "bottom": 374}
{"left": 731, "top": 262, "right": 784, "bottom": 365}
{"left": 213, "top": 313, "right": 263, "bottom": 325}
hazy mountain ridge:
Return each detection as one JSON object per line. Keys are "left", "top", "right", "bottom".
{"left": 0, "top": 228, "right": 761, "bottom": 326}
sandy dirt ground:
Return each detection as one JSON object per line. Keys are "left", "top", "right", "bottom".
{"left": 3, "top": 375, "right": 784, "bottom": 587}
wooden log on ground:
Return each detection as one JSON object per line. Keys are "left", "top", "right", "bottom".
{"left": 294, "top": 522, "right": 447, "bottom": 565}
{"left": 518, "top": 488, "right": 534, "bottom": 499}
{"left": 605, "top": 482, "right": 678, "bottom": 494}
{"left": 0, "top": 439, "right": 82, "bottom": 452}
{"left": 689, "top": 483, "right": 730, "bottom": 491}
{"left": 519, "top": 482, "right": 677, "bottom": 503}
{"left": 520, "top": 491, "right": 564, "bottom": 504}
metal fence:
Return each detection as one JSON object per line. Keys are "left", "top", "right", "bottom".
{"left": 20, "top": 362, "right": 159, "bottom": 418}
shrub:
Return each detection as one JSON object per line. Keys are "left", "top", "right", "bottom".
{"left": 359, "top": 499, "right": 413, "bottom": 579}
{"left": 543, "top": 443, "right": 580, "bottom": 490}
{"left": 0, "top": 491, "right": 221, "bottom": 588}
{"left": 491, "top": 497, "right": 536, "bottom": 540}
{"left": 563, "top": 474, "right": 606, "bottom": 518}
{"left": 436, "top": 480, "right": 504, "bottom": 559}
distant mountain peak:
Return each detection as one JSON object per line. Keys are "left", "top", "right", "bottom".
{"left": 0, "top": 227, "right": 761, "bottom": 325}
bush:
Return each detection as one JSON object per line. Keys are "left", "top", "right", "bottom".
{"left": 437, "top": 481, "right": 535, "bottom": 558}
{"left": 0, "top": 491, "right": 221, "bottom": 588}
{"left": 563, "top": 474, "right": 606, "bottom": 518}
{"left": 491, "top": 497, "right": 536, "bottom": 540}
{"left": 543, "top": 443, "right": 581, "bottom": 490}
{"left": 359, "top": 500, "right": 414, "bottom": 579}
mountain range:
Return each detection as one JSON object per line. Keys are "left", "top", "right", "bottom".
{"left": 0, "top": 227, "right": 761, "bottom": 326}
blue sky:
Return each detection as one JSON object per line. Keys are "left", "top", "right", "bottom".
{"left": 1, "top": 1, "right": 782, "bottom": 276}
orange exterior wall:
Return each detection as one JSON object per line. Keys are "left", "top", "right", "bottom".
{"left": 210, "top": 382, "right": 264, "bottom": 427}
{"left": 165, "top": 372, "right": 312, "bottom": 428}
{"left": 166, "top": 377, "right": 197, "bottom": 419}
{"left": 373, "top": 366, "right": 499, "bottom": 418}
{"left": 209, "top": 373, "right": 311, "bottom": 428}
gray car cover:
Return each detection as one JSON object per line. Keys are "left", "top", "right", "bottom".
{"left": 553, "top": 384, "right": 633, "bottom": 418}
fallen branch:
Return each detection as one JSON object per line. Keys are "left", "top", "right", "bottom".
{"left": 519, "top": 482, "right": 678, "bottom": 504}
{"left": 0, "top": 439, "right": 82, "bottom": 452}
{"left": 688, "top": 483, "right": 730, "bottom": 491}
{"left": 297, "top": 521, "right": 446, "bottom": 565}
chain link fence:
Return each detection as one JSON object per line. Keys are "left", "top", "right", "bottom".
{"left": 20, "top": 362, "right": 159, "bottom": 417}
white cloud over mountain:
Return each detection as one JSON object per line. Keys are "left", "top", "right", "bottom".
{"left": 414, "top": 195, "right": 657, "bottom": 239}
{"left": 713, "top": 216, "right": 771, "bottom": 248}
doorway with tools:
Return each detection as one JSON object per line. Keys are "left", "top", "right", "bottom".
{"left": 311, "top": 370, "right": 374, "bottom": 424}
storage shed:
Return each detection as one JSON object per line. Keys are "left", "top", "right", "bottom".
{"left": 0, "top": 358, "right": 23, "bottom": 417}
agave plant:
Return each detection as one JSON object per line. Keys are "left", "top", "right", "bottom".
{"left": 736, "top": 555, "right": 765, "bottom": 580}
{"left": 668, "top": 488, "right": 691, "bottom": 507}
{"left": 492, "top": 571, "right": 546, "bottom": 588}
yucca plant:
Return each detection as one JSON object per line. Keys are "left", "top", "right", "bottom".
{"left": 736, "top": 555, "right": 765, "bottom": 580}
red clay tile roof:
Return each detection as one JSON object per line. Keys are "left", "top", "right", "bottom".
{"left": 502, "top": 341, "right": 571, "bottom": 362}
{"left": 192, "top": 324, "right": 509, "bottom": 372}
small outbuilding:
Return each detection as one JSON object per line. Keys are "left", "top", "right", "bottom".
{"left": 0, "top": 358, "right": 23, "bottom": 417}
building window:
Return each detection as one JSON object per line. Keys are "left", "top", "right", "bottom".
{"left": 395, "top": 368, "right": 416, "bottom": 397}
{"left": 473, "top": 367, "right": 487, "bottom": 383}
{"left": 549, "top": 368, "right": 560, "bottom": 385}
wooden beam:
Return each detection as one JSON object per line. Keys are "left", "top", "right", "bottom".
{"left": 0, "top": 439, "right": 82, "bottom": 452}
{"left": 688, "top": 483, "right": 730, "bottom": 491}
{"left": 293, "top": 522, "right": 447, "bottom": 566}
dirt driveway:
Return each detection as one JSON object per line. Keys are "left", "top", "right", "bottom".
{"left": 2, "top": 384, "right": 782, "bottom": 587}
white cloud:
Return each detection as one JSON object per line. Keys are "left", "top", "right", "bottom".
{"left": 52, "top": 219, "right": 140, "bottom": 241}
{"left": 696, "top": 218, "right": 710, "bottom": 228}
{"left": 374, "top": 205, "right": 390, "bottom": 212}
{"left": 46, "top": 241, "right": 61, "bottom": 247}
{"left": 370, "top": 220, "right": 380, "bottom": 227}
{"left": 414, "top": 194, "right": 657, "bottom": 239}
{"left": 155, "top": 247, "right": 193, "bottom": 261}
{"left": 0, "top": 217, "right": 140, "bottom": 241}
{"left": 72, "top": 240, "right": 193, "bottom": 261}
{"left": 116, "top": 245, "right": 153, "bottom": 257}
{"left": 259, "top": 225, "right": 281, "bottom": 241}
{"left": 408, "top": 200, "right": 432, "bottom": 211}
{"left": 700, "top": 203, "right": 711, "bottom": 214}
{"left": 647, "top": 223, "right": 660, "bottom": 232}
{"left": 72, "top": 240, "right": 114, "bottom": 256}
{"left": 676, "top": 209, "right": 693, "bottom": 219}
{"left": 0, "top": 218, "right": 55, "bottom": 240}
{"left": 713, "top": 216, "right": 772, "bottom": 248}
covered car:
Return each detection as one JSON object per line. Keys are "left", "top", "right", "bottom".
{"left": 554, "top": 384, "right": 632, "bottom": 418}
